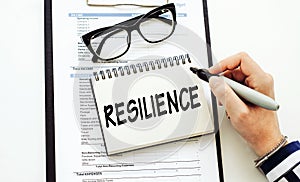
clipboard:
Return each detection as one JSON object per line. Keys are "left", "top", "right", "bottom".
{"left": 44, "top": 0, "right": 224, "bottom": 181}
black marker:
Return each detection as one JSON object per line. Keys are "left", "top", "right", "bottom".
{"left": 190, "top": 67, "right": 279, "bottom": 111}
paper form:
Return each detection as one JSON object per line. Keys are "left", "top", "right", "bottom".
{"left": 87, "top": 0, "right": 168, "bottom": 7}
{"left": 52, "top": 0, "right": 220, "bottom": 181}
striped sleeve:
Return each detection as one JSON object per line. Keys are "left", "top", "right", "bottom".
{"left": 259, "top": 141, "right": 300, "bottom": 182}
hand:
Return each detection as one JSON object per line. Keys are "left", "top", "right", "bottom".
{"left": 208, "top": 52, "right": 282, "bottom": 157}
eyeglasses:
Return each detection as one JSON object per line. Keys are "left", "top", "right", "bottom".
{"left": 81, "top": 3, "right": 177, "bottom": 62}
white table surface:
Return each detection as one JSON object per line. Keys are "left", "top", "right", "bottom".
{"left": 0, "top": 0, "right": 299, "bottom": 181}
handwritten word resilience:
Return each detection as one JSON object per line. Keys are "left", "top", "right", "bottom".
{"left": 103, "top": 85, "right": 201, "bottom": 128}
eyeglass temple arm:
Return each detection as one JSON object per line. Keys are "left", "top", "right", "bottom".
{"left": 93, "top": 16, "right": 172, "bottom": 54}
{"left": 82, "top": 26, "right": 114, "bottom": 48}
{"left": 90, "top": 17, "right": 172, "bottom": 46}
{"left": 119, "top": 10, "right": 173, "bottom": 26}
{"left": 85, "top": 14, "right": 143, "bottom": 44}
{"left": 95, "top": 12, "right": 172, "bottom": 37}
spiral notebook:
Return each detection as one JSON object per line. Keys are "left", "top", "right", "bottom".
{"left": 90, "top": 54, "right": 214, "bottom": 155}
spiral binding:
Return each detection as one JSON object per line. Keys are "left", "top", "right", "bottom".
{"left": 93, "top": 54, "right": 191, "bottom": 81}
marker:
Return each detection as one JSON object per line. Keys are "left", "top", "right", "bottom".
{"left": 190, "top": 67, "right": 279, "bottom": 111}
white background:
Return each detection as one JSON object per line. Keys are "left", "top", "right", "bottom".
{"left": 0, "top": 0, "right": 299, "bottom": 181}
{"left": 208, "top": 0, "right": 300, "bottom": 181}
{"left": 0, "top": 0, "right": 45, "bottom": 182}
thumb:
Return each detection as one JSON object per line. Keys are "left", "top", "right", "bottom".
{"left": 209, "top": 76, "right": 248, "bottom": 118}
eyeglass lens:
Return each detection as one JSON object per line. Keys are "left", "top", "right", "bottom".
{"left": 91, "top": 28, "right": 129, "bottom": 60}
{"left": 140, "top": 9, "right": 174, "bottom": 42}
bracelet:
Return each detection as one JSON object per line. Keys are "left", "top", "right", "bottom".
{"left": 254, "top": 135, "right": 288, "bottom": 168}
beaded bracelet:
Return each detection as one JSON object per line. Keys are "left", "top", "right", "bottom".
{"left": 254, "top": 136, "right": 288, "bottom": 167}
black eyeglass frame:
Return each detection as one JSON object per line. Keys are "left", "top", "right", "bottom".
{"left": 81, "top": 3, "right": 177, "bottom": 62}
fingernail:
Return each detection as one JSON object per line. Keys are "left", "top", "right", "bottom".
{"left": 209, "top": 76, "right": 222, "bottom": 89}
{"left": 208, "top": 65, "right": 218, "bottom": 72}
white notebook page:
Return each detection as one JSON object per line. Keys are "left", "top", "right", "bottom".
{"left": 91, "top": 56, "right": 214, "bottom": 155}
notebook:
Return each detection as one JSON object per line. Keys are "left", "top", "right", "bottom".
{"left": 90, "top": 54, "right": 214, "bottom": 155}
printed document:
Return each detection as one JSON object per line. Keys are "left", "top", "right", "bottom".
{"left": 52, "top": 0, "right": 221, "bottom": 181}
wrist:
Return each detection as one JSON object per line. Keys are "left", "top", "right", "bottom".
{"left": 254, "top": 136, "right": 288, "bottom": 167}
{"left": 252, "top": 133, "right": 283, "bottom": 157}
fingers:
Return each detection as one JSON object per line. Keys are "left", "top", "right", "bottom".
{"left": 209, "top": 76, "right": 248, "bottom": 118}
{"left": 245, "top": 72, "right": 275, "bottom": 98}
{"left": 222, "top": 68, "right": 246, "bottom": 84}
{"left": 209, "top": 52, "right": 264, "bottom": 77}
